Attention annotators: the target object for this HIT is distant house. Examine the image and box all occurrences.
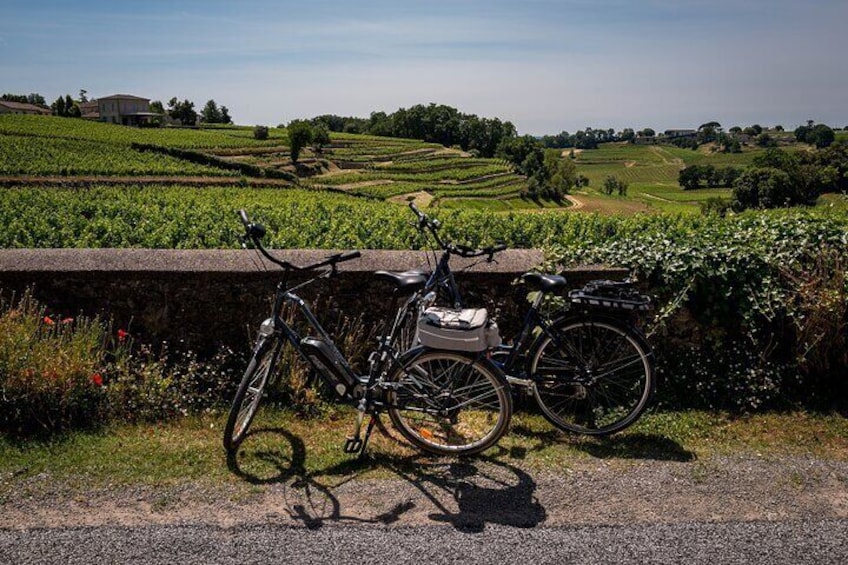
[79,100,100,120]
[633,135,656,145]
[0,100,51,115]
[663,129,697,139]
[97,94,159,126]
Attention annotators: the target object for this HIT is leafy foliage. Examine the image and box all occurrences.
[548,209,848,410]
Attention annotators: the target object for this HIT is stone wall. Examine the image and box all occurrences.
[0,249,626,352]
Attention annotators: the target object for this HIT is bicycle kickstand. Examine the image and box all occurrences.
[343,403,376,458]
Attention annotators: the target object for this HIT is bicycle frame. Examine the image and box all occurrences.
[404,203,646,388]
[227,209,515,456]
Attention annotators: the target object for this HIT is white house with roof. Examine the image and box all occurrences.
[97,94,158,125]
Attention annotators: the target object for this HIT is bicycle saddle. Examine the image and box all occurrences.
[375,270,428,292]
[521,272,568,294]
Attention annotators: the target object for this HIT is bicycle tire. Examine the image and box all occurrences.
[528,315,654,436]
[386,348,512,456]
[223,337,280,452]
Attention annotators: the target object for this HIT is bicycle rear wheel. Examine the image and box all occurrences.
[529,316,654,436]
[223,338,280,452]
[386,349,512,456]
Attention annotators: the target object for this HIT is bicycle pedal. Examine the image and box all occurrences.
[343,436,364,453]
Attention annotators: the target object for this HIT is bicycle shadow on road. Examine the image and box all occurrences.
[382,452,547,532]
[509,424,696,462]
[226,428,546,532]
[225,426,309,485]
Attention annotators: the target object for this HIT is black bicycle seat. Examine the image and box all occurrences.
[521,272,567,294]
[375,270,428,292]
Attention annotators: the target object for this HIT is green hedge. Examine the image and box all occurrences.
[547,210,848,410]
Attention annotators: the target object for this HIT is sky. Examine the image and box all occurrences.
[2,0,846,135]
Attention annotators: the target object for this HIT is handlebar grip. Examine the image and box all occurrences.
[409,202,423,218]
[492,243,508,253]
[237,209,250,227]
[454,244,476,257]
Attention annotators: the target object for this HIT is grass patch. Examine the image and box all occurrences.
[2,409,846,490]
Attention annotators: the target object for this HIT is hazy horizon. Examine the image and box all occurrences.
[2,0,845,135]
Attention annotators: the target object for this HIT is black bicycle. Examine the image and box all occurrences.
[223,210,512,457]
[394,203,655,436]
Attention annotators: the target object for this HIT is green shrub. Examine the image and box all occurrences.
[547,210,848,410]
[253,125,269,140]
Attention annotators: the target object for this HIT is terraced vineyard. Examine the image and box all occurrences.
[0,134,235,176]
[569,142,786,214]
[0,115,288,149]
[302,133,534,205]
[0,116,536,207]
[3,115,826,216]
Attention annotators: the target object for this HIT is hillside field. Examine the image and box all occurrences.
[0,115,835,218]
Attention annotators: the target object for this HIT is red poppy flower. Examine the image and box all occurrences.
[43,316,55,326]
[91,373,104,386]
[117,329,129,342]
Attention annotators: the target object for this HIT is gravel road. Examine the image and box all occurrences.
[2,454,847,563]
[2,520,847,565]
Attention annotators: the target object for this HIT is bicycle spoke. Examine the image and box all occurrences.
[532,319,653,435]
[388,351,510,455]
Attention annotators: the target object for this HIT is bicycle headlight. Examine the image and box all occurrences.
[258,317,275,337]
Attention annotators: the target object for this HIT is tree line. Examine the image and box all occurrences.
[306,104,517,159]
[2,91,232,126]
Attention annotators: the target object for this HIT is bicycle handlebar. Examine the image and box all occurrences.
[237,209,361,272]
[408,202,507,261]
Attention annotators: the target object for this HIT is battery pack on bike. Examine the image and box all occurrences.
[299,337,362,399]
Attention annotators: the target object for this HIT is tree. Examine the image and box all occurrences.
[733,167,793,210]
[809,124,835,148]
[51,96,66,117]
[287,120,314,162]
[602,175,627,196]
[697,121,721,144]
[78,89,88,103]
[678,165,702,190]
[541,150,576,200]
[200,99,222,124]
[65,95,80,118]
[637,128,655,138]
[312,124,331,152]
[253,125,269,140]
[149,100,165,115]
[497,135,542,176]
[167,97,197,125]
[756,133,776,148]
[220,106,232,125]
[3,93,46,106]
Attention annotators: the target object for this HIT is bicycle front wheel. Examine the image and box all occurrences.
[386,349,512,456]
[223,338,280,452]
[529,316,654,436]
